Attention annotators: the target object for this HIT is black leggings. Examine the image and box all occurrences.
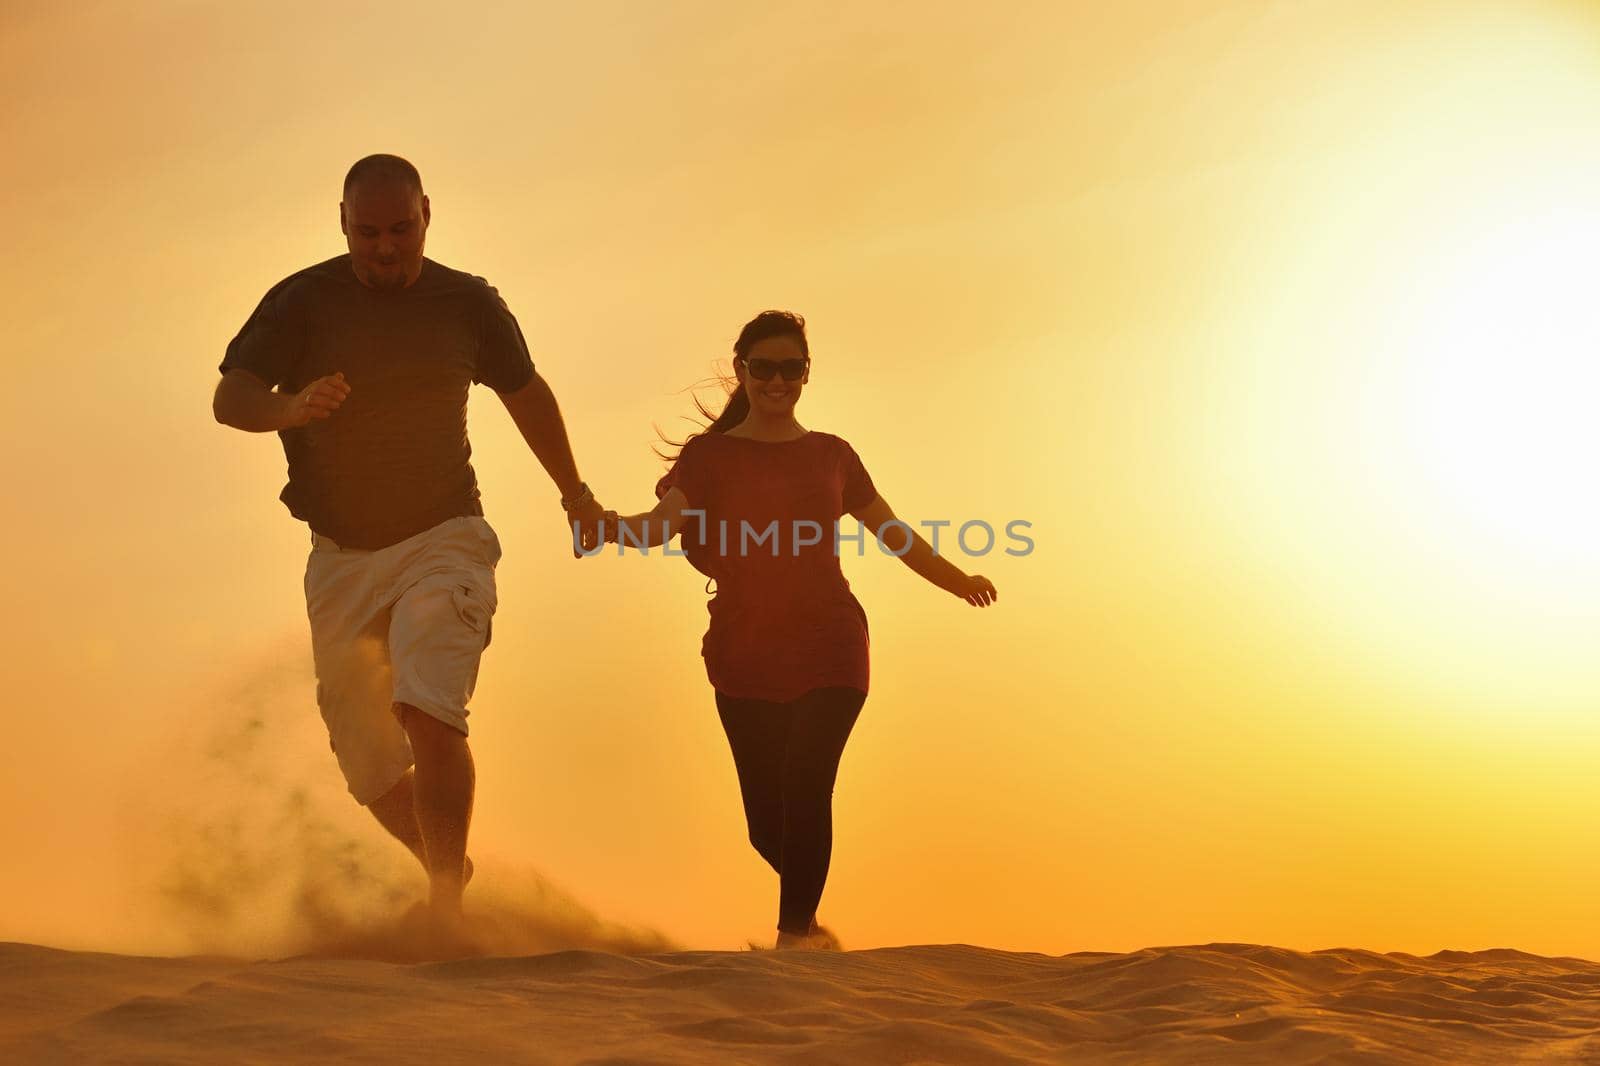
[715,686,866,936]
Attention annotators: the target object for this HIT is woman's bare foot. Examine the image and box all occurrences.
[775,920,842,951]
[808,924,841,951]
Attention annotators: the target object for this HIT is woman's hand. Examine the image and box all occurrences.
[600,510,621,545]
[954,574,998,607]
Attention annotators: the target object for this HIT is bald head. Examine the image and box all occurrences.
[343,153,424,199]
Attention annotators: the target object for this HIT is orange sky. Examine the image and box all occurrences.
[2,0,1598,959]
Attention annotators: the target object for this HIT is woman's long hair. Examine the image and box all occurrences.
[656,310,809,462]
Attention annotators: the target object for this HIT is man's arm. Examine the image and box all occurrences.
[495,371,586,499]
[213,369,349,432]
[496,372,605,553]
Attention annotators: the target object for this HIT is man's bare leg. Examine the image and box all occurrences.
[395,703,475,919]
[368,769,426,866]
[367,769,476,886]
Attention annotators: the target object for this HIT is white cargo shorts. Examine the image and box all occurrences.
[303,515,500,805]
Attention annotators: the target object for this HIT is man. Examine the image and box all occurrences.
[213,154,603,935]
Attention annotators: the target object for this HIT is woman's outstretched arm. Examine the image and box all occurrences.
[850,495,998,607]
[603,487,694,550]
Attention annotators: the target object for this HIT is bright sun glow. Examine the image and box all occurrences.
[1389,206,1600,568]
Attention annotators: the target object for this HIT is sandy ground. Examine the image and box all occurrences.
[4,941,1599,1064]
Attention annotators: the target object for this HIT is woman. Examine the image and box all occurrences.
[602,310,997,949]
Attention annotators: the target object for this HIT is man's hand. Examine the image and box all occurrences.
[285,372,350,427]
[215,369,348,433]
[567,495,606,557]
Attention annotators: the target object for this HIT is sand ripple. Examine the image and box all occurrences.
[4,941,1599,1063]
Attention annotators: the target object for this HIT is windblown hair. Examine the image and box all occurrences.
[343,153,425,198]
[656,310,809,462]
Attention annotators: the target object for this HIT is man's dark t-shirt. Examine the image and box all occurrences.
[220,254,535,550]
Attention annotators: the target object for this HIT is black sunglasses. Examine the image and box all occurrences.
[740,356,809,382]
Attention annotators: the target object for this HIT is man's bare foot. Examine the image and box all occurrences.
[397,899,483,961]
[427,872,467,923]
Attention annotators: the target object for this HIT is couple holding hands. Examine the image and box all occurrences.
[213,155,998,953]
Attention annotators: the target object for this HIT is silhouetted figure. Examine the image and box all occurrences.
[601,311,997,948]
[212,154,605,946]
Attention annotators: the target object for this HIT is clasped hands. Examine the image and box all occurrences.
[565,495,607,557]
[565,494,630,557]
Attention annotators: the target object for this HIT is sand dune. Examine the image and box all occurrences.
[4,941,1598,1064]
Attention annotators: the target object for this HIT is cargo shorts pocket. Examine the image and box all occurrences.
[451,582,494,649]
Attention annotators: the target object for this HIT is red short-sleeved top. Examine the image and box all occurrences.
[654,431,878,703]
